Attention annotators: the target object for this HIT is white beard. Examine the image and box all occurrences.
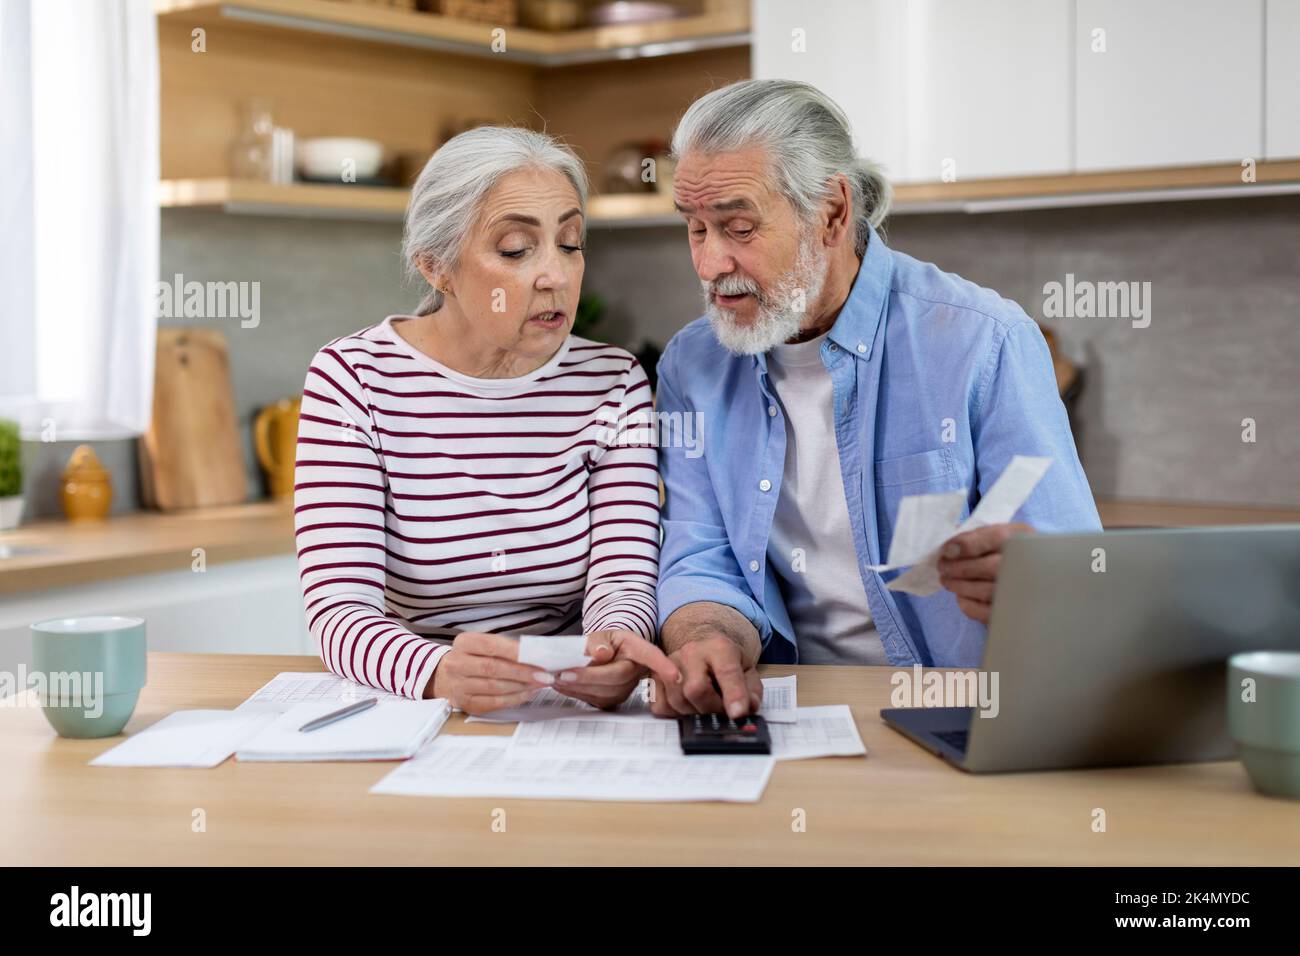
[702,231,829,356]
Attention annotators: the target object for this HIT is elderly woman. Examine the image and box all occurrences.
[294,127,676,715]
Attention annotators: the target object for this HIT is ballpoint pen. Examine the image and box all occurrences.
[298,697,378,733]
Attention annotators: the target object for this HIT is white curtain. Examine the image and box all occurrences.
[0,0,158,440]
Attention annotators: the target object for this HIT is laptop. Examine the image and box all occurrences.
[880,525,1300,772]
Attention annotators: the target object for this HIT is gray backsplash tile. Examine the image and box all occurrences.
[25,196,1297,518]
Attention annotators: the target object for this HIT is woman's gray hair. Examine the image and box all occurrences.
[402,126,588,315]
[671,79,892,255]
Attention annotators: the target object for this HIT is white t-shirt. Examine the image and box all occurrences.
[764,332,888,665]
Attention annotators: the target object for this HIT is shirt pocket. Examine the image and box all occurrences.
[873,449,965,566]
[874,448,956,488]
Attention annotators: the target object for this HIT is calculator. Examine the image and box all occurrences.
[677,713,772,755]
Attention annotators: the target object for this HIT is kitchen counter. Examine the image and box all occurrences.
[1094,499,1300,528]
[0,501,294,596]
[1,498,1296,597]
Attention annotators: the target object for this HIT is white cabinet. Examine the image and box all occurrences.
[1075,0,1264,171]
[903,0,1072,181]
[753,0,910,182]
[753,0,1283,186]
[753,0,1072,183]
[0,555,314,688]
[1266,0,1300,158]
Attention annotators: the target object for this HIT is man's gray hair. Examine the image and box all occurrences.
[402,126,588,315]
[671,79,891,255]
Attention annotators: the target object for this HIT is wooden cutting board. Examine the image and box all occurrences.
[138,328,247,511]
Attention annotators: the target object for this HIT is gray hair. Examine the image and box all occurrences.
[671,79,892,255]
[402,126,588,315]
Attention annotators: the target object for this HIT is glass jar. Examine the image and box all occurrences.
[230,99,275,181]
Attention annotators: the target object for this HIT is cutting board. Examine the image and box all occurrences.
[138,328,247,511]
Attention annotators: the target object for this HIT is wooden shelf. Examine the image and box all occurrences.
[159,178,686,225]
[162,157,1300,226]
[160,178,410,219]
[586,192,680,227]
[155,0,751,65]
[891,159,1300,213]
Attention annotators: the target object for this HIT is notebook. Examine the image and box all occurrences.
[235,698,451,762]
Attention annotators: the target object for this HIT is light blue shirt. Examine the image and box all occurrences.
[655,223,1101,667]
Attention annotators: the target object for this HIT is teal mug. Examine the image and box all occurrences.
[1227,651,1300,799]
[29,615,147,738]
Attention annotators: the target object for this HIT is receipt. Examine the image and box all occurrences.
[517,634,592,672]
[872,456,1052,597]
[868,491,968,571]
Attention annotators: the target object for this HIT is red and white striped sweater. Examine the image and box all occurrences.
[293,316,659,699]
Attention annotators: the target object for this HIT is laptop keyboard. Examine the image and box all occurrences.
[933,729,970,753]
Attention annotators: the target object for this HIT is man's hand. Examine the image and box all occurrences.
[552,630,681,710]
[936,522,1034,624]
[649,633,762,720]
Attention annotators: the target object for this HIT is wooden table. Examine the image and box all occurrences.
[2,653,1294,866]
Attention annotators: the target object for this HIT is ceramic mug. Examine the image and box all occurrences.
[1227,650,1300,799]
[30,615,146,738]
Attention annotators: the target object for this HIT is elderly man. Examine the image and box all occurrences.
[650,79,1101,720]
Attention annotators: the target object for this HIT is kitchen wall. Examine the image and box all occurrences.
[588,194,1300,508]
[25,208,419,518]
[22,194,1300,517]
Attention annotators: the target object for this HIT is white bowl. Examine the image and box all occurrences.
[296,137,384,181]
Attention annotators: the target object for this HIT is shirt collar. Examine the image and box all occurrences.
[753,222,892,375]
[827,222,892,360]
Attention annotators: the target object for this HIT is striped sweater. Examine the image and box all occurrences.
[293,316,660,699]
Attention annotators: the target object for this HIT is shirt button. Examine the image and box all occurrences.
[759,479,772,492]
[768,405,777,417]
[857,342,867,353]
[748,560,759,572]
[829,343,838,352]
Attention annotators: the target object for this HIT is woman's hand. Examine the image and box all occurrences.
[426,631,555,715]
[552,630,681,710]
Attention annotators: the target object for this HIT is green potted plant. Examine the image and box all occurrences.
[572,294,605,339]
[0,419,24,530]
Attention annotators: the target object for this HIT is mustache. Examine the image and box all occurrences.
[702,272,763,300]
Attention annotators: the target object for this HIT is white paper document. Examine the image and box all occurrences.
[468,675,798,724]
[90,709,276,768]
[235,698,450,762]
[504,704,863,762]
[516,634,592,672]
[236,672,403,714]
[371,735,775,803]
[767,705,866,761]
[871,455,1052,597]
[508,715,680,756]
